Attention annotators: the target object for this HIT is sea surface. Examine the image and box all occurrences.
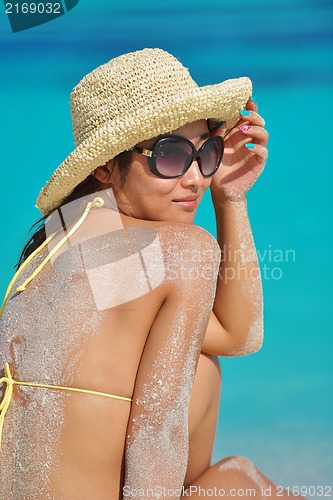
[0,0,332,493]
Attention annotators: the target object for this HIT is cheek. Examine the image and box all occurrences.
[203,178,212,192]
[129,174,179,199]
[124,160,178,195]
[153,179,180,197]
[120,170,179,206]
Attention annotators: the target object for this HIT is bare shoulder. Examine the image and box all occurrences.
[119,216,221,288]
[80,209,218,251]
[156,224,221,290]
[158,222,219,249]
[70,211,221,287]
[122,214,220,253]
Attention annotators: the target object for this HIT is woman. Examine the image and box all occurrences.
[0,48,300,499]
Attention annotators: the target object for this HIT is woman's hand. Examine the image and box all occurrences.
[209,99,269,201]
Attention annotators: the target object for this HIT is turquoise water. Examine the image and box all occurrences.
[1,0,332,491]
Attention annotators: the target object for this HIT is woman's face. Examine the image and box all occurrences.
[106,120,213,224]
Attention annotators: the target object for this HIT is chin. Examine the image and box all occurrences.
[142,206,196,224]
[180,214,195,224]
[169,212,196,224]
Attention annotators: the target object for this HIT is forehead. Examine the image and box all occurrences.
[139,119,210,147]
[165,119,209,139]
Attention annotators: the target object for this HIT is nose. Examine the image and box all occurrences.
[180,157,204,188]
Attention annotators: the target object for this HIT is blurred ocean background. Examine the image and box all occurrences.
[1,0,332,493]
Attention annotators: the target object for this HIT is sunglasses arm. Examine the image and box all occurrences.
[127,146,153,158]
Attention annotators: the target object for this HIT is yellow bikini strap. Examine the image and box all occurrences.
[0,232,55,317]
[0,197,104,317]
[0,362,131,450]
[0,363,13,448]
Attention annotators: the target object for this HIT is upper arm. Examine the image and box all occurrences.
[124,223,220,491]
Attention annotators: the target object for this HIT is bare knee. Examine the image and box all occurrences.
[219,455,255,470]
[218,456,306,499]
[183,456,263,498]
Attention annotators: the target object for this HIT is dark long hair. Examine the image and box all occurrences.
[15,151,132,269]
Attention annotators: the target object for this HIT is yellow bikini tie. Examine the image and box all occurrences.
[0,197,133,450]
[0,362,131,449]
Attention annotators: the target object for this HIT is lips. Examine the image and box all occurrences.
[173,196,198,202]
[172,196,198,212]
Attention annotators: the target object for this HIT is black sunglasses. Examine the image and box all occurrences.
[128,134,224,179]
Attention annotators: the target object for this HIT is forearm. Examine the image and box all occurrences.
[211,194,263,355]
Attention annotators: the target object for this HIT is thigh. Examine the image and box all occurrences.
[185,353,222,488]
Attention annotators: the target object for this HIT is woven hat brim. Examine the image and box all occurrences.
[36,77,252,215]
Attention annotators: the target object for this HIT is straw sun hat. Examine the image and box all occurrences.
[36,48,252,216]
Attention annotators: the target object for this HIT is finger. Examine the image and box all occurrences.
[238,124,269,146]
[246,98,258,113]
[244,143,269,162]
[239,110,265,127]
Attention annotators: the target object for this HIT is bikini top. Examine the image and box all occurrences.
[0,197,133,452]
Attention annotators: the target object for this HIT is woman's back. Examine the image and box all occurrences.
[0,207,220,498]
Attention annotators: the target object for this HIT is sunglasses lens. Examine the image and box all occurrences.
[155,139,193,177]
[201,138,224,176]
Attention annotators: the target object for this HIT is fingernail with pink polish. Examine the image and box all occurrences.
[240,125,251,131]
